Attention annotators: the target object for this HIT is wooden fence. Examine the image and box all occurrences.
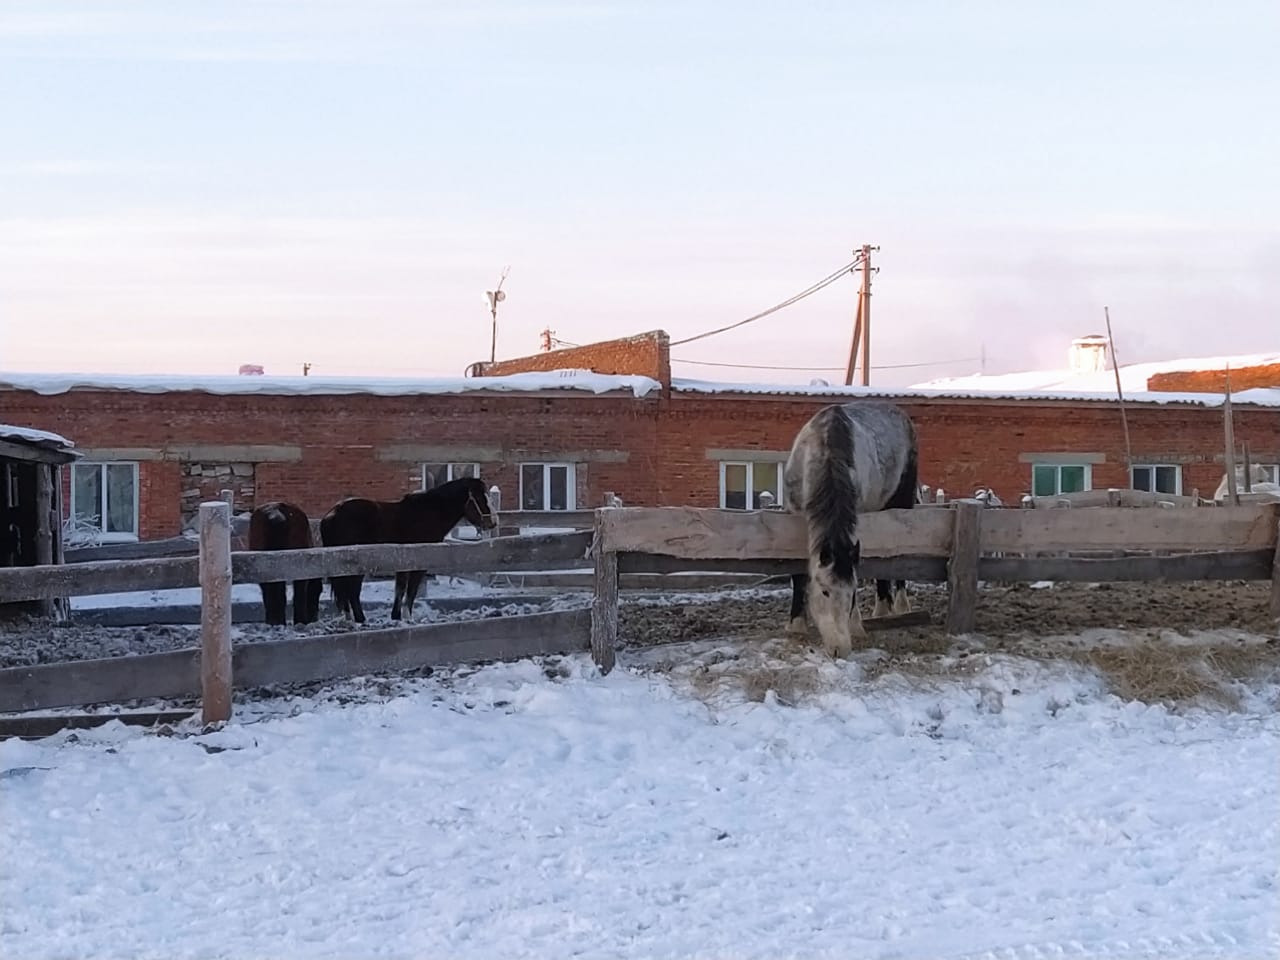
[2,500,1278,726]
[586,501,1280,671]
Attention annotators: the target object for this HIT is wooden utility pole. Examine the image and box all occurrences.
[860,244,873,386]
[843,245,876,386]
[1104,307,1133,485]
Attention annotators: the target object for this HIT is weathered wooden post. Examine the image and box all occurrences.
[34,464,56,619]
[199,501,233,724]
[1271,519,1280,624]
[589,507,618,675]
[945,499,982,635]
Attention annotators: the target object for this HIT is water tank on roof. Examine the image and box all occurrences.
[1068,335,1109,375]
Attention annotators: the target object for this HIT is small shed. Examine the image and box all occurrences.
[1,423,80,620]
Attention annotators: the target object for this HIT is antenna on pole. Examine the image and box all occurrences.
[485,266,510,363]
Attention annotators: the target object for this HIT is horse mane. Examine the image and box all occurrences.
[403,476,480,506]
[805,404,860,581]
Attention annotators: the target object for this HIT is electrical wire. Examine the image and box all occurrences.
[667,258,862,347]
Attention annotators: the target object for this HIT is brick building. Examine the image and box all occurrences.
[0,331,1276,542]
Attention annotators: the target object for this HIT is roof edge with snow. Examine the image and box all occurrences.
[0,369,663,400]
[669,378,1280,408]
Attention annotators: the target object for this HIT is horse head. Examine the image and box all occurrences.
[459,478,498,531]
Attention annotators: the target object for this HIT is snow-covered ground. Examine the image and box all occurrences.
[3,645,1277,960]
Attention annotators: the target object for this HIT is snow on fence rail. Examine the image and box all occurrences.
[2,501,1278,724]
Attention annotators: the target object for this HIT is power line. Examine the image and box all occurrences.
[668,258,863,347]
[670,356,982,372]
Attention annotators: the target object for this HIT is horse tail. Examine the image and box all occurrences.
[804,404,860,581]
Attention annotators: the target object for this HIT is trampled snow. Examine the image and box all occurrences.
[3,648,1277,960]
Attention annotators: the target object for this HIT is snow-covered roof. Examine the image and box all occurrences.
[0,369,663,400]
[0,422,75,450]
[670,378,1280,408]
[909,351,1280,395]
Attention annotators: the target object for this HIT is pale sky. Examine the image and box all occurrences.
[2,1,1277,388]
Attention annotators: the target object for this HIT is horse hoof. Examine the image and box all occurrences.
[871,597,893,618]
[892,593,911,615]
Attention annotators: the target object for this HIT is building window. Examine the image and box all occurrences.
[720,461,784,510]
[1031,463,1091,497]
[1258,464,1280,484]
[1131,464,1181,495]
[422,462,479,490]
[70,462,139,540]
[520,463,575,511]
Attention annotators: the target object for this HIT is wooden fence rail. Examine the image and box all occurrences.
[0,531,594,604]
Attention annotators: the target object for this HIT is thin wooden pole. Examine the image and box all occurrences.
[1223,365,1238,506]
[34,465,55,619]
[589,509,618,675]
[199,501,233,724]
[843,291,863,386]
[859,244,873,387]
[1242,442,1253,493]
[1271,519,1280,624]
[1104,307,1133,487]
[945,499,982,635]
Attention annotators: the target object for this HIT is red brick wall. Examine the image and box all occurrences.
[9,385,1277,540]
[658,394,1280,506]
[473,330,671,384]
[1146,363,1280,393]
[8,390,659,537]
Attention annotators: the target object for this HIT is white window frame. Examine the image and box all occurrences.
[1131,463,1182,495]
[1257,464,1280,484]
[1031,462,1092,498]
[719,460,785,510]
[70,461,140,542]
[519,462,576,511]
[421,462,480,490]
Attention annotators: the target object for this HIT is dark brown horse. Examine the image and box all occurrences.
[248,501,323,626]
[319,477,497,623]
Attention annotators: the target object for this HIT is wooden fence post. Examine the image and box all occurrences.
[199,501,233,724]
[34,464,56,619]
[946,499,982,635]
[590,509,618,675]
[1271,519,1280,624]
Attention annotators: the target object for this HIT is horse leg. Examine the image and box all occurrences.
[403,570,426,622]
[303,578,324,623]
[392,572,406,621]
[293,579,322,625]
[892,579,910,615]
[349,575,366,624]
[786,573,809,637]
[261,581,287,626]
[884,447,920,617]
[872,579,894,618]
